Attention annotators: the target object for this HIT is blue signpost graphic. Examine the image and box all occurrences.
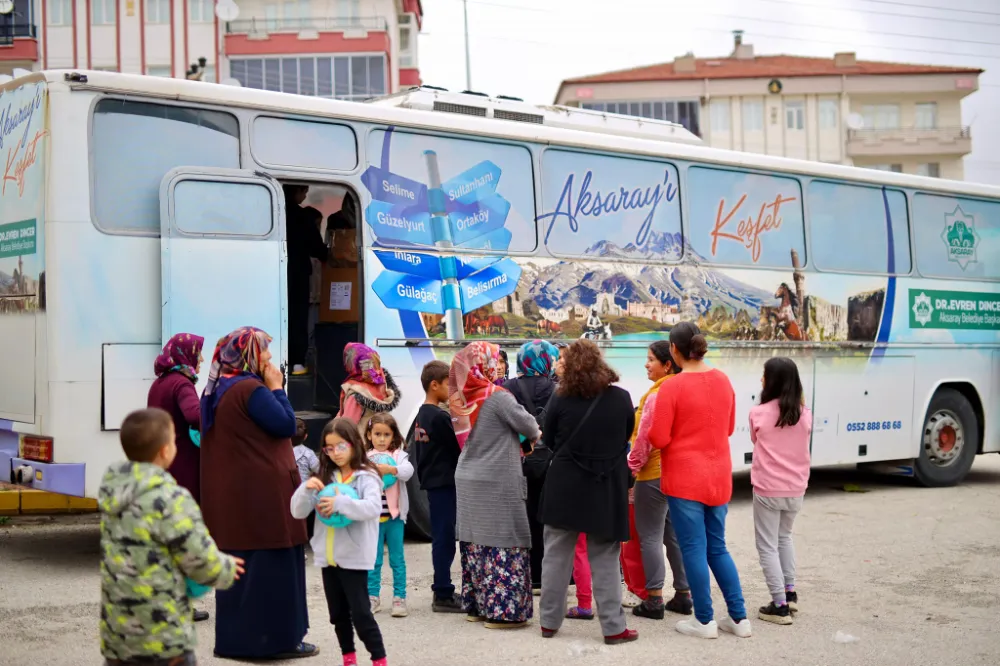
[372,271,446,315]
[458,259,523,313]
[373,249,442,280]
[365,201,435,246]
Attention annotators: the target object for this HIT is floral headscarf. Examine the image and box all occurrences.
[516,339,559,378]
[449,342,503,448]
[154,333,205,382]
[199,327,272,432]
[343,343,386,386]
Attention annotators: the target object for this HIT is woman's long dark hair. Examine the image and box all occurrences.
[759,357,803,427]
[318,417,381,483]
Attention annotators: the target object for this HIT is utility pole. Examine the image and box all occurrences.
[463,0,472,90]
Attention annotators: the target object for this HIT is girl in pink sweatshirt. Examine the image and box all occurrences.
[749,357,811,626]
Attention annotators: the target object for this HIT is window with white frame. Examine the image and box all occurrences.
[867,164,902,173]
[91,0,116,24]
[915,103,937,130]
[785,101,804,130]
[146,0,169,24]
[819,99,838,130]
[47,0,73,26]
[917,163,940,178]
[709,100,730,134]
[861,104,900,130]
[399,13,417,68]
[189,0,214,23]
[742,99,763,132]
[230,55,386,100]
[580,100,700,136]
[147,66,172,77]
[338,0,359,20]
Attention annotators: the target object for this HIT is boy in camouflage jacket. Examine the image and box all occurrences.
[99,408,244,666]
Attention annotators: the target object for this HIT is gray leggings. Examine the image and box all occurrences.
[633,480,688,592]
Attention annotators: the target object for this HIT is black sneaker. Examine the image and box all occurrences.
[758,601,792,625]
[432,595,466,614]
[192,610,209,622]
[665,591,693,616]
[785,590,798,613]
[632,598,664,620]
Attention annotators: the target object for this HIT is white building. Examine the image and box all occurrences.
[1,0,423,98]
[555,31,982,181]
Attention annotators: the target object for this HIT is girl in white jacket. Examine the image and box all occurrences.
[291,418,386,666]
[364,413,414,617]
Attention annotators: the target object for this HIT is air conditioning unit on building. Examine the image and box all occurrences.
[368,86,703,146]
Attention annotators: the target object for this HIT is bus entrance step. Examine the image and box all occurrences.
[295,410,332,453]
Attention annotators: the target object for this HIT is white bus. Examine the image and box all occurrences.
[1,72,997,528]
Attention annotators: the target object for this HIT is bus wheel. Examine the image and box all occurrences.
[914,388,979,487]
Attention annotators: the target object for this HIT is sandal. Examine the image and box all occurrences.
[566,606,595,620]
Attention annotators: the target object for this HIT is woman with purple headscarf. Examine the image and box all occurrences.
[336,343,401,431]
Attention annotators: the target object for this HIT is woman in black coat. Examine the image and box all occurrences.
[503,339,561,594]
[538,340,637,645]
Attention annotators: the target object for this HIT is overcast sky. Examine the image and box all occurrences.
[417,0,1000,186]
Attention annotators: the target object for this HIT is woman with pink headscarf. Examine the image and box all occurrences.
[336,343,401,430]
[451,342,541,629]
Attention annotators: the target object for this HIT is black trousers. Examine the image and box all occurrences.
[526,476,545,588]
[426,486,457,600]
[288,277,310,367]
[322,566,386,660]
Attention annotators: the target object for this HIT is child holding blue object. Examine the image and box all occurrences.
[364,413,413,618]
[291,418,387,666]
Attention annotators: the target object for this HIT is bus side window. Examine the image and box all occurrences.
[686,166,806,269]
[808,182,910,275]
[92,100,240,235]
[913,193,1000,281]
[174,181,273,237]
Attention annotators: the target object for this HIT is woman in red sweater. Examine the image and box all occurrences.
[650,322,750,640]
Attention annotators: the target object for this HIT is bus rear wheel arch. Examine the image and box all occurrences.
[913,386,980,487]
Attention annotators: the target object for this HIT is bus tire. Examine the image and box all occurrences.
[404,476,432,541]
[913,388,979,487]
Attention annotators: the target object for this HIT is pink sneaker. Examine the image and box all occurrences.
[372,658,388,666]
[343,653,358,666]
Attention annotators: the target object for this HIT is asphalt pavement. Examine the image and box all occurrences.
[1,458,999,666]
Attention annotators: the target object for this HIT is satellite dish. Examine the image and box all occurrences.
[846,113,865,130]
[221,77,242,87]
[0,0,14,15]
[215,0,239,21]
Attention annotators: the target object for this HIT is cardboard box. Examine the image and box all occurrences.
[320,265,359,323]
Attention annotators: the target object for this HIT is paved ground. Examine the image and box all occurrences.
[2,458,999,666]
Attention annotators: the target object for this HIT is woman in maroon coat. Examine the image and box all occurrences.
[147,333,205,502]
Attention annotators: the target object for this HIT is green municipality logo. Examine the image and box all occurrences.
[909,289,1000,330]
[0,219,37,259]
[941,206,979,271]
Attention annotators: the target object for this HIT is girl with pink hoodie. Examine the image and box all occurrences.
[365,413,414,618]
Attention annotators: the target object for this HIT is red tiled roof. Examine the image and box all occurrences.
[562,54,983,86]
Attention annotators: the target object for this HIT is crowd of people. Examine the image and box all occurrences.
[97,321,813,666]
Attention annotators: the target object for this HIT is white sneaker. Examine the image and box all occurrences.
[676,617,719,639]
[370,596,381,613]
[391,597,408,618]
[292,364,308,375]
[719,615,752,638]
[621,590,642,609]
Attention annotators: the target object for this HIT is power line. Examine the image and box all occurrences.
[455,0,1000,28]
[860,0,1000,18]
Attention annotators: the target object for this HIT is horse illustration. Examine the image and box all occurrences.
[484,314,508,336]
[463,313,485,335]
[770,283,805,341]
[537,319,562,335]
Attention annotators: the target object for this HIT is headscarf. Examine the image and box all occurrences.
[199,327,272,433]
[449,341,503,448]
[154,333,205,382]
[516,339,559,378]
[343,343,386,386]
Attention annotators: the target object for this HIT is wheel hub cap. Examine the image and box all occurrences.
[924,411,964,467]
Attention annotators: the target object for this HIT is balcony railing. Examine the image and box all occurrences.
[846,125,972,157]
[226,16,387,35]
[847,126,970,141]
[0,23,38,46]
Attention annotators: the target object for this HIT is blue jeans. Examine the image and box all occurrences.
[427,486,457,600]
[667,496,746,625]
[368,518,407,599]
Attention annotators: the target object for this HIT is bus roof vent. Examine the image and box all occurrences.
[367,87,702,144]
[432,101,488,117]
